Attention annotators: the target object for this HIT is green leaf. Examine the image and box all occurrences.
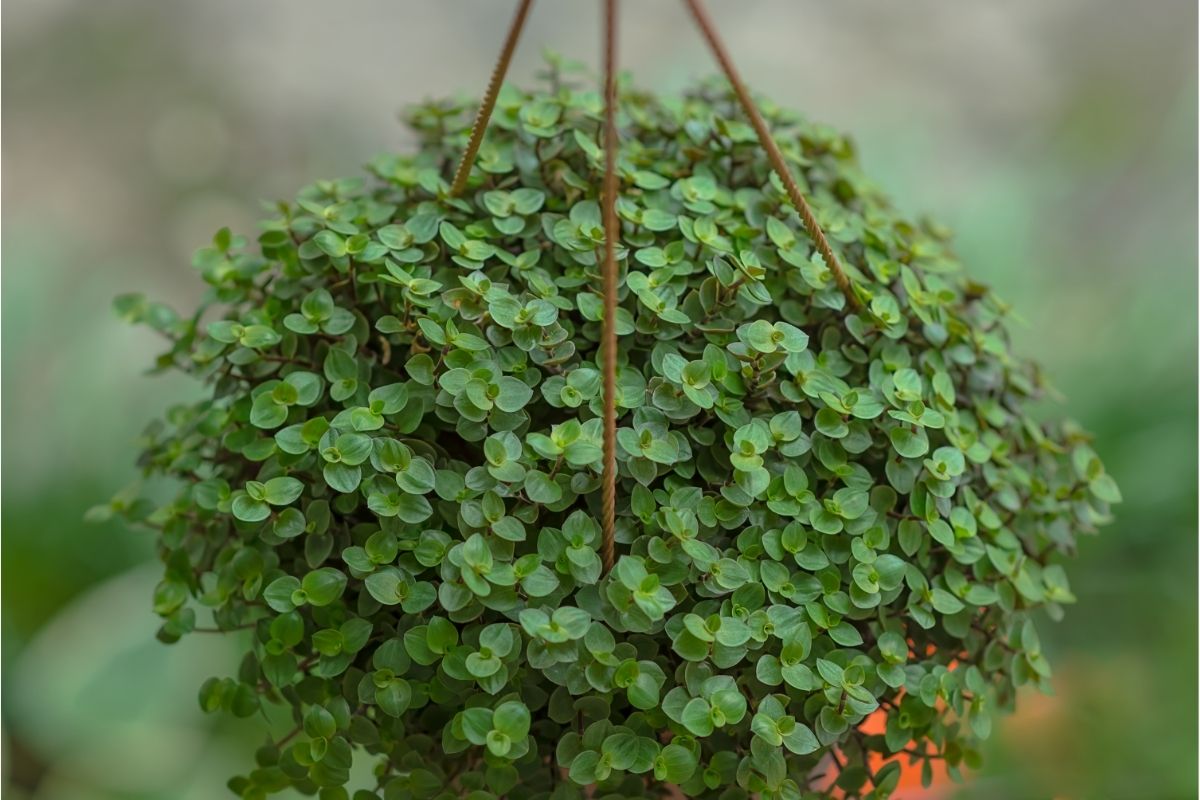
[494,377,533,413]
[230,491,269,522]
[492,701,530,739]
[323,462,361,493]
[251,393,288,430]
[394,494,433,524]
[486,730,512,757]
[773,322,809,353]
[480,623,515,656]
[302,568,347,606]
[304,705,336,739]
[520,565,558,597]
[739,319,778,353]
[680,698,714,736]
[333,433,373,465]
[234,326,278,351]
[877,631,908,663]
[364,568,404,605]
[551,607,591,640]
[654,743,697,783]
[263,576,301,612]
[931,588,965,615]
[377,679,412,717]
[405,353,435,385]
[313,230,347,257]
[890,425,930,458]
[568,751,602,785]
[523,470,562,504]
[781,719,819,754]
[273,507,306,539]
[460,707,493,745]
[369,383,409,415]
[262,476,303,505]
[465,651,502,677]
[1089,473,1122,503]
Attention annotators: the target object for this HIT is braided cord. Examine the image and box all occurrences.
[600,0,620,573]
[682,0,858,308]
[448,0,534,198]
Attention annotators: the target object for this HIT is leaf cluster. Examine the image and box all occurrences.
[107,66,1116,800]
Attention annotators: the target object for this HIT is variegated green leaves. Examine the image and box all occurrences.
[119,69,1114,800]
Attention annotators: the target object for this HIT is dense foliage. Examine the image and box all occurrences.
[108,66,1118,800]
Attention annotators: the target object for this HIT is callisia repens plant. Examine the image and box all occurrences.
[104,65,1118,800]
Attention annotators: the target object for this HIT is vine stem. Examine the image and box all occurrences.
[448,0,534,197]
[190,623,255,633]
[599,0,620,574]
[681,0,859,309]
[274,723,302,748]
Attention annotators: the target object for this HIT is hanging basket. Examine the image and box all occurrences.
[108,2,1118,799]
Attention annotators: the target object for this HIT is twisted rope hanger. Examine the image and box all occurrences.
[447,0,856,575]
[599,0,620,573]
[448,0,534,198]
[682,0,858,309]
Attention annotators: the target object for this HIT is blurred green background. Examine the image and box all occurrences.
[2,1,1195,798]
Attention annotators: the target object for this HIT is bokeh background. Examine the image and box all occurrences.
[2,1,1195,798]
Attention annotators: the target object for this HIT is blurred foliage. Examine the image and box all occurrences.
[1,1,1194,799]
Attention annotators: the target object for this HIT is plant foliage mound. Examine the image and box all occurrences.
[108,67,1118,800]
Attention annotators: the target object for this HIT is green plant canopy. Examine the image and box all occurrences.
[107,63,1117,800]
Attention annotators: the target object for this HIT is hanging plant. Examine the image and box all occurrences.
[102,2,1118,798]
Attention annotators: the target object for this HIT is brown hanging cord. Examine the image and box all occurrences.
[599,0,620,574]
[448,0,534,198]
[681,0,859,309]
